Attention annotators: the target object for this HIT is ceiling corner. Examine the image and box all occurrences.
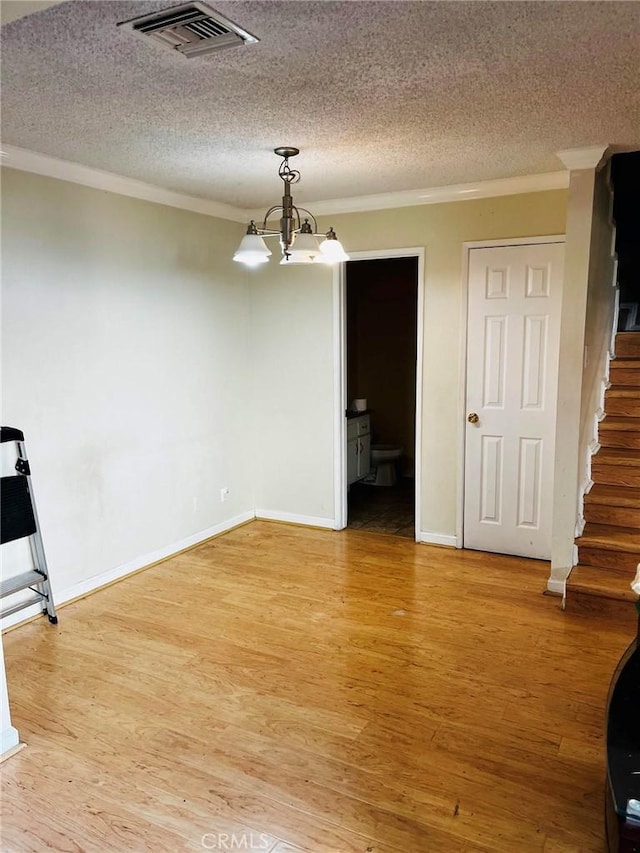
[0,1,66,27]
[555,145,610,172]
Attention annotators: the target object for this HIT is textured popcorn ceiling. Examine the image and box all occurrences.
[1,0,639,209]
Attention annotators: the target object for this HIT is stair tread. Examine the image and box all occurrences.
[578,546,638,570]
[611,359,640,369]
[578,522,640,551]
[616,333,640,358]
[599,415,640,431]
[567,564,637,601]
[593,448,640,467]
[599,437,640,450]
[606,386,640,396]
[585,484,640,507]
[600,415,640,430]
[609,367,640,385]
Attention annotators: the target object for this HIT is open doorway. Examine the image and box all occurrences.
[343,256,419,537]
[611,151,640,330]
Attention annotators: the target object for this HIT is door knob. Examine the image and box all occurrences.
[467,412,479,424]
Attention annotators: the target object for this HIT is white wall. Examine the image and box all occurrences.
[0,632,19,756]
[1,168,252,611]
[250,263,336,524]
[249,191,568,535]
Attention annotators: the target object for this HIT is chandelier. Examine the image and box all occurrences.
[233,147,349,267]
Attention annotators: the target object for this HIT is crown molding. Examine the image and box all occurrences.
[555,145,609,171]
[248,171,569,220]
[1,144,569,223]
[0,144,247,223]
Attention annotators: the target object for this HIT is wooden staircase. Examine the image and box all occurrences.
[566,331,640,622]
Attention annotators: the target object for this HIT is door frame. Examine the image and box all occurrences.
[333,247,425,539]
[457,235,566,549]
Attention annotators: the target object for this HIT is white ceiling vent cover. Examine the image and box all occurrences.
[118,2,259,59]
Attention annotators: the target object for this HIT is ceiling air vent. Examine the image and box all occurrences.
[118,2,259,59]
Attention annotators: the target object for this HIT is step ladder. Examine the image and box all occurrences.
[1,426,58,624]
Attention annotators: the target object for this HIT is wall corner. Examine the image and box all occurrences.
[0,635,20,759]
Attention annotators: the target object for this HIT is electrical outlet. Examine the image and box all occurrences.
[220,487,230,503]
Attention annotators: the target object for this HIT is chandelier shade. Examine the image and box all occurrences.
[232,228,272,266]
[233,148,349,267]
[318,228,349,264]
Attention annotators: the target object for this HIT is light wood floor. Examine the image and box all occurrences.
[1,521,635,852]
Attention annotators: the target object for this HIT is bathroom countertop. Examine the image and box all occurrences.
[346,409,373,419]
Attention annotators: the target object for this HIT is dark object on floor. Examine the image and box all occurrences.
[605,623,640,852]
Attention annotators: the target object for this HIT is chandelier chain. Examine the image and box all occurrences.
[278,155,300,185]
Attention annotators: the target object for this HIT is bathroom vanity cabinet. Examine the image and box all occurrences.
[347,414,371,485]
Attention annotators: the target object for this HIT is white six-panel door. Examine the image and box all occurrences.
[464,242,564,560]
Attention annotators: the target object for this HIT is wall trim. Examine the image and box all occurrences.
[0,741,25,763]
[254,510,335,529]
[2,144,568,222]
[0,145,246,223]
[414,250,426,543]
[0,511,255,631]
[546,577,566,596]
[333,263,348,531]
[556,145,609,171]
[612,289,621,356]
[576,370,611,540]
[0,726,20,758]
[417,531,457,548]
[280,171,569,217]
[462,235,566,250]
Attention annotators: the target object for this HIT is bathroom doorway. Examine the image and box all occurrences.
[337,253,421,538]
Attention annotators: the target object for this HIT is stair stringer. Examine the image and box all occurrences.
[576,367,612,537]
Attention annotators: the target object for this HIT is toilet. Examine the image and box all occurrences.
[370,444,403,486]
